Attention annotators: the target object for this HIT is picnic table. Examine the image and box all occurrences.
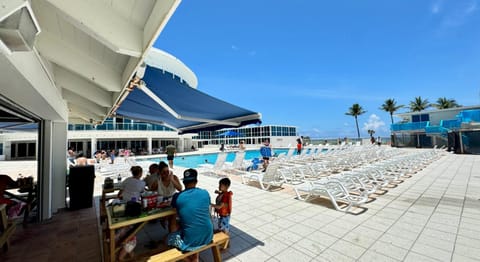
[3,181,36,227]
[100,183,176,262]
[103,204,176,262]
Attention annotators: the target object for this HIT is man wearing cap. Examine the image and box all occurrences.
[167,168,213,262]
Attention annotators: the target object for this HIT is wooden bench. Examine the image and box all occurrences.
[148,232,229,262]
[0,204,16,252]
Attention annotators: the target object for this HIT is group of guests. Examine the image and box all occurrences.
[116,161,232,262]
[68,147,135,167]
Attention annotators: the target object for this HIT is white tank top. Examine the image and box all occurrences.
[157,179,176,198]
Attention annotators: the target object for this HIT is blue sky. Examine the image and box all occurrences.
[154,0,480,138]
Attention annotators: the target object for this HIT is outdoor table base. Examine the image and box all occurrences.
[104,205,176,262]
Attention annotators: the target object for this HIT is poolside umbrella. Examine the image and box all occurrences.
[216,130,239,145]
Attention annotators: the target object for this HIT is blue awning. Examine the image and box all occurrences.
[0,122,38,131]
[115,66,261,133]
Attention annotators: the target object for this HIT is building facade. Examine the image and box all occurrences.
[391,106,480,154]
[193,125,298,148]
[0,117,195,161]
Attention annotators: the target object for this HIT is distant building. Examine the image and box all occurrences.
[0,117,195,160]
[391,106,480,154]
[193,125,298,148]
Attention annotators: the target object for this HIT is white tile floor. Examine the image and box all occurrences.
[91,150,480,261]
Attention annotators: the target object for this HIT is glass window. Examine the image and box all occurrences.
[420,114,430,122]
[0,143,3,155]
[28,143,36,157]
[17,143,27,157]
[412,115,420,122]
[11,144,16,158]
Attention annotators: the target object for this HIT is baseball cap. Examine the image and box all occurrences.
[183,168,198,182]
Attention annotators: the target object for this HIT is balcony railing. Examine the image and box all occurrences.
[68,123,173,131]
[391,121,429,131]
[441,119,461,129]
[456,109,480,123]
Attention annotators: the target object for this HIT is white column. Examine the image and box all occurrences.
[38,120,53,221]
[91,137,97,158]
[38,120,68,220]
[82,141,88,155]
[459,131,464,154]
[3,141,11,160]
[51,121,67,213]
[178,138,184,153]
[147,137,152,155]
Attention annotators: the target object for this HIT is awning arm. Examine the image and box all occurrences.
[138,84,240,126]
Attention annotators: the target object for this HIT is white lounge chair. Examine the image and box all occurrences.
[241,164,285,190]
[198,152,228,176]
[223,151,246,171]
[294,180,368,213]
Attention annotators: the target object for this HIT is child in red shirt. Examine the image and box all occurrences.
[211,178,232,235]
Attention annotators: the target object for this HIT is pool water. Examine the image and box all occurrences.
[137,148,289,168]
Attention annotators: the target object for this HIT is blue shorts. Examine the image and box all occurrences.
[167,231,206,252]
[218,216,230,233]
[167,231,186,251]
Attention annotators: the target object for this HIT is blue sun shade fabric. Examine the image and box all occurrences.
[0,122,38,131]
[116,66,261,133]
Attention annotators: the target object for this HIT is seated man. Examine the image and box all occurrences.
[168,169,213,262]
[75,153,88,166]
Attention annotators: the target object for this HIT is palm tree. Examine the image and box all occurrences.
[409,96,430,112]
[432,97,461,109]
[367,129,375,137]
[380,98,404,124]
[345,103,366,138]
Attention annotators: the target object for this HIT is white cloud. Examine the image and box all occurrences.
[362,114,386,132]
[440,0,478,27]
[432,2,441,14]
[466,0,477,13]
[231,45,239,51]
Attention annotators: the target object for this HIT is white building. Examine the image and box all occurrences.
[391,106,480,154]
[193,125,298,148]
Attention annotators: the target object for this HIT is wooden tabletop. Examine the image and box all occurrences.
[106,205,176,230]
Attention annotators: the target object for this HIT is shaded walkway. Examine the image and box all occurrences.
[0,207,101,262]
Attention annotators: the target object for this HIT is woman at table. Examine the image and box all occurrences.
[117,166,145,201]
[157,161,182,200]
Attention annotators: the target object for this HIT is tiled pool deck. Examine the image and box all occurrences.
[1,150,480,261]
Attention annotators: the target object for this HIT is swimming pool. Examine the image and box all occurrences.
[137,148,289,168]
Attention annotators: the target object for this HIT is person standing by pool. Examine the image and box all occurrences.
[166,144,176,169]
[239,140,246,151]
[296,138,302,155]
[260,140,272,171]
[110,149,116,164]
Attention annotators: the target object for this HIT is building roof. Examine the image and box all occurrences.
[1,0,182,124]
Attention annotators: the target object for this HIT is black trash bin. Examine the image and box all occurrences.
[68,165,95,209]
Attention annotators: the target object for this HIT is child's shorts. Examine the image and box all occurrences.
[218,215,230,233]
